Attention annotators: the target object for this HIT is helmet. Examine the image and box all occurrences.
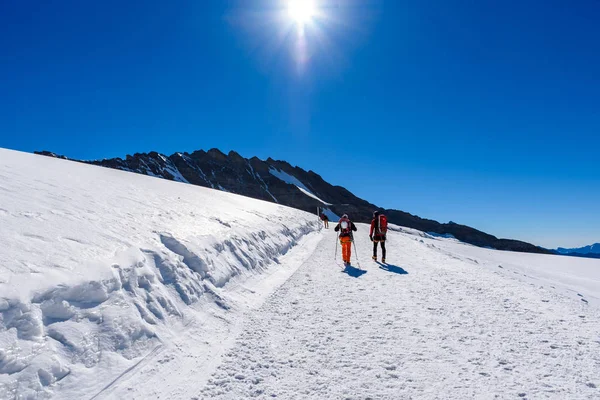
[341,214,348,219]
[373,210,380,217]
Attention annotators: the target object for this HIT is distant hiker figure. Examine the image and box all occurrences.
[334,214,357,265]
[370,211,388,263]
[320,212,329,229]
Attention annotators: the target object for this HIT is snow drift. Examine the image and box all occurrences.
[0,149,320,399]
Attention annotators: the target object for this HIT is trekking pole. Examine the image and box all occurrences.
[352,236,361,269]
[334,234,339,260]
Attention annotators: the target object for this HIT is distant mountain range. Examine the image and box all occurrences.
[555,243,600,259]
[35,149,553,255]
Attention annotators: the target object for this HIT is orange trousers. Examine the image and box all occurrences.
[340,236,352,263]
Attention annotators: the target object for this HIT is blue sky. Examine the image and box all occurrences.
[1,0,599,248]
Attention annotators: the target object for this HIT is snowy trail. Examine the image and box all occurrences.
[199,226,600,399]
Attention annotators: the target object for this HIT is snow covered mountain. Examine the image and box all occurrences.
[557,243,600,256]
[35,149,551,255]
[2,148,600,399]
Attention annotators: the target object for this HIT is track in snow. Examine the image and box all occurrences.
[198,225,600,399]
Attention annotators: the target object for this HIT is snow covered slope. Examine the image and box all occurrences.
[269,167,332,206]
[199,226,600,399]
[0,149,321,399]
[2,148,600,399]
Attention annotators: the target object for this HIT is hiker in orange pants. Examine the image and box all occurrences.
[334,214,358,265]
[340,235,352,263]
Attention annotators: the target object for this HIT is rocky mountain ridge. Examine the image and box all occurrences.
[35,149,552,255]
[556,243,600,259]
[557,243,600,255]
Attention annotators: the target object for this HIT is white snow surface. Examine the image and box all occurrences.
[199,228,600,399]
[269,167,331,205]
[295,186,331,206]
[0,149,321,399]
[2,148,600,399]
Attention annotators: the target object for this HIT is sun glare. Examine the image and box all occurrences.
[288,0,315,25]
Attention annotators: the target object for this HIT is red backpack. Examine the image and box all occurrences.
[377,214,388,235]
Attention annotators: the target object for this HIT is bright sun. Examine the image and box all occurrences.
[288,0,315,25]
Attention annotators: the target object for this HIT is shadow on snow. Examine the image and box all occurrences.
[342,265,367,278]
[377,262,408,275]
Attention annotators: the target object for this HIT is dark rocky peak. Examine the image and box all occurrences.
[248,157,270,174]
[189,149,207,158]
[207,148,227,161]
[307,170,324,180]
[34,151,69,159]
[147,151,164,159]
[34,150,51,156]
[267,158,294,170]
[227,150,247,165]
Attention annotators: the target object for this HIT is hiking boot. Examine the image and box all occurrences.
[372,256,377,261]
[381,258,386,263]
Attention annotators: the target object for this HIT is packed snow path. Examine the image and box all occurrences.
[199,227,600,399]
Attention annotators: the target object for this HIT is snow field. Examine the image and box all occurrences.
[0,149,321,399]
[199,225,600,399]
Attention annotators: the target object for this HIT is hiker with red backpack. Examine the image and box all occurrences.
[370,210,388,263]
[334,214,358,265]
